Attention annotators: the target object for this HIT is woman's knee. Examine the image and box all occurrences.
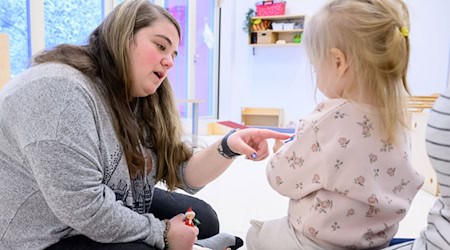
[150,188,219,238]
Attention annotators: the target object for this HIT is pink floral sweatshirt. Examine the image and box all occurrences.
[267,99,424,249]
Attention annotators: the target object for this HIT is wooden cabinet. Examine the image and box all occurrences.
[241,107,284,127]
[249,15,305,47]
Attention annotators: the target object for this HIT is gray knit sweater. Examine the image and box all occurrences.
[0,63,199,250]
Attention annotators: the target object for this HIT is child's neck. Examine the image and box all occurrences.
[340,78,376,106]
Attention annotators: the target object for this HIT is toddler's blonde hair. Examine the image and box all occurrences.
[303,0,411,142]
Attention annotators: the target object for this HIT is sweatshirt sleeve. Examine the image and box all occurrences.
[24,141,166,248]
[176,148,204,194]
[266,119,326,200]
[15,72,166,248]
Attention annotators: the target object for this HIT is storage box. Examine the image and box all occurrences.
[257,31,277,44]
[283,22,295,30]
[256,1,286,17]
[272,22,283,31]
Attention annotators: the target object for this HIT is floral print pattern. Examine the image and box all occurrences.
[357,115,374,138]
[380,140,394,152]
[311,142,321,152]
[354,176,365,186]
[312,197,333,214]
[265,99,423,249]
[285,151,304,170]
[334,159,344,170]
[338,137,351,148]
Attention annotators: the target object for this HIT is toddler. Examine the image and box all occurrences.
[246,0,424,249]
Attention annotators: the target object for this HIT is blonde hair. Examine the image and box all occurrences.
[303,0,411,142]
[33,0,191,190]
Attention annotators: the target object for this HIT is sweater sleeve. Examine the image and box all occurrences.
[176,147,205,194]
[267,119,326,199]
[15,71,166,248]
[24,141,166,248]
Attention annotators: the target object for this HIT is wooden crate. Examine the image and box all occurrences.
[0,33,10,90]
[241,107,284,127]
[257,31,278,44]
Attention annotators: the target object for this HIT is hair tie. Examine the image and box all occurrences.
[400,27,409,38]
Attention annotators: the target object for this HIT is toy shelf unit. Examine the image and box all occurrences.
[241,107,284,127]
[407,94,440,196]
[249,15,305,47]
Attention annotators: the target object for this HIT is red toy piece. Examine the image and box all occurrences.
[184,207,201,227]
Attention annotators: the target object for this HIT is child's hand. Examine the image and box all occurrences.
[227,128,291,161]
[167,214,199,250]
[273,139,283,153]
[273,135,294,153]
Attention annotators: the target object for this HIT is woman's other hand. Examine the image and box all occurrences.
[167,214,199,250]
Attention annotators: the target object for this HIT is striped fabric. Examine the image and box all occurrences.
[384,92,450,250]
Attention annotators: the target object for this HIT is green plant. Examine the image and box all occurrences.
[242,8,255,34]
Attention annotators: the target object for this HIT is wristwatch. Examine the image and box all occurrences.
[217,129,241,159]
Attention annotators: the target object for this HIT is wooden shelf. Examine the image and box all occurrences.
[251,14,305,21]
[249,15,305,46]
[252,29,303,33]
[250,43,302,47]
[241,107,284,127]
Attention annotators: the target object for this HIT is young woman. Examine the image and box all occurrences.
[0,1,289,249]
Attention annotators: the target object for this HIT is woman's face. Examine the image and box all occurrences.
[128,19,179,97]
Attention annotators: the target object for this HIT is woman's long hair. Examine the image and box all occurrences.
[33,0,191,190]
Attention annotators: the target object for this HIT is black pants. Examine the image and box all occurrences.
[149,187,219,239]
[46,187,220,249]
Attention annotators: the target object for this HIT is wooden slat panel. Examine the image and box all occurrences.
[406,94,439,113]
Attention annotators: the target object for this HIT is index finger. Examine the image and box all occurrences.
[257,129,291,140]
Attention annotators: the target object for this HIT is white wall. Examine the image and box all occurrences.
[404,0,450,93]
[218,0,450,126]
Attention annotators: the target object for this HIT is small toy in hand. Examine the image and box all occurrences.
[184,207,201,227]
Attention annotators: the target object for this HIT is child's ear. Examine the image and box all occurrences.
[330,48,348,77]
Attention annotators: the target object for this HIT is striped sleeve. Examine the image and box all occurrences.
[421,92,450,249]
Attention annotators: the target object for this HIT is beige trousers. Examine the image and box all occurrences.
[246,217,324,250]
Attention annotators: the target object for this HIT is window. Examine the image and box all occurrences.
[165,1,189,117]
[194,0,216,117]
[2,0,219,119]
[44,0,103,48]
[163,0,217,118]
[0,0,29,77]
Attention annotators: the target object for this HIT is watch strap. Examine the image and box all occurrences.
[217,129,241,159]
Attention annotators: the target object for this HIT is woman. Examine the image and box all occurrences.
[0,1,289,249]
